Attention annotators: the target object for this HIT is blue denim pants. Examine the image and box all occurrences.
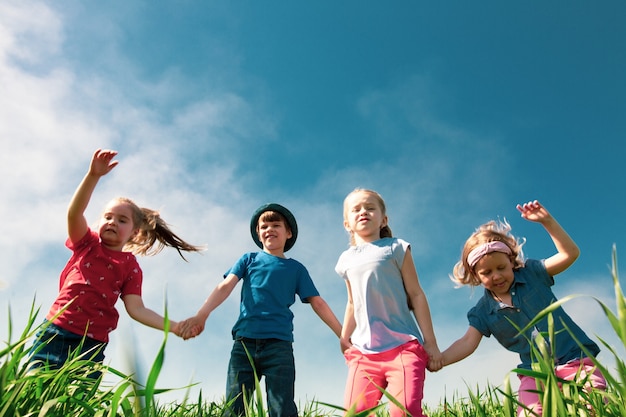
[29,321,107,376]
[225,337,297,417]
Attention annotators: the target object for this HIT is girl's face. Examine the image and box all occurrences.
[98,200,138,251]
[257,218,292,256]
[344,191,388,244]
[472,251,515,299]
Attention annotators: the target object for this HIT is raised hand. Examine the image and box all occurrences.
[516,200,552,224]
[90,149,119,177]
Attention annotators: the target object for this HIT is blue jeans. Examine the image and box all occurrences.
[29,321,106,377]
[226,337,297,417]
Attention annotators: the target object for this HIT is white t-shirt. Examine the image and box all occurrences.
[335,237,423,354]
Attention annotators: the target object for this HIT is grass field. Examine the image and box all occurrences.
[2,248,625,416]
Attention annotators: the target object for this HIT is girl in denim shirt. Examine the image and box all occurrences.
[436,200,605,416]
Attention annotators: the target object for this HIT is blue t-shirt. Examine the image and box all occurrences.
[468,259,600,369]
[226,251,320,342]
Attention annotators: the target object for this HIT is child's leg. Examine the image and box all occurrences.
[258,339,298,417]
[28,321,106,373]
[385,341,428,417]
[343,346,386,415]
[517,358,607,417]
[554,357,607,391]
[225,339,257,417]
[555,357,607,412]
[517,375,542,417]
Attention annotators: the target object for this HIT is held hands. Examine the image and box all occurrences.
[177,315,206,340]
[427,354,444,372]
[424,341,444,372]
[170,321,184,338]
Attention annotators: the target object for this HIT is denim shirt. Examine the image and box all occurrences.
[468,259,600,369]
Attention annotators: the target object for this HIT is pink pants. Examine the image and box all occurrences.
[343,340,429,417]
[517,357,606,416]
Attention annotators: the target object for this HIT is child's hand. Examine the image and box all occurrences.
[170,320,198,340]
[170,321,182,337]
[427,356,444,372]
[340,337,352,353]
[423,342,444,372]
[179,316,205,340]
[89,149,119,177]
[516,200,552,224]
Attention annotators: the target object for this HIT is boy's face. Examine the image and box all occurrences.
[257,217,292,256]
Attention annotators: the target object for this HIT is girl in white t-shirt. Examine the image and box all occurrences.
[336,188,442,417]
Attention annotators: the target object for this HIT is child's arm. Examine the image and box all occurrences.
[516,200,580,276]
[440,326,483,366]
[401,248,443,369]
[308,296,342,338]
[122,294,182,336]
[67,149,119,243]
[179,273,239,339]
[340,281,356,353]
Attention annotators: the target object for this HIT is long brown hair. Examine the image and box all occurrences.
[113,197,204,260]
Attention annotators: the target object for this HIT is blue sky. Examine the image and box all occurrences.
[1,0,625,410]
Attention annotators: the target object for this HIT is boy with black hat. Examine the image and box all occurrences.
[180,203,342,417]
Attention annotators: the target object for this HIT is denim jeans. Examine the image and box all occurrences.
[225,337,297,417]
[29,321,106,377]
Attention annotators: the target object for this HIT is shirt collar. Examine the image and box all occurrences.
[484,273,527,312]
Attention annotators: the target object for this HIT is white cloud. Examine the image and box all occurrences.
[0,1,63,65]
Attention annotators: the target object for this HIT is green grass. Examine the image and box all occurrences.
[2,246,626,416]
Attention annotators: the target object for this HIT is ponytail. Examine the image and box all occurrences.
[115,198,204,260]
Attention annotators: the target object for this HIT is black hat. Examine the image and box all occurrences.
[250,203,298,252]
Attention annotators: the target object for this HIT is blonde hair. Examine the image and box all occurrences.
[451,219,525,286]
[113,197,204,260]
[343,188,393,246]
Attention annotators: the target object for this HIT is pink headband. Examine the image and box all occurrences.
[467,241,512,268]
